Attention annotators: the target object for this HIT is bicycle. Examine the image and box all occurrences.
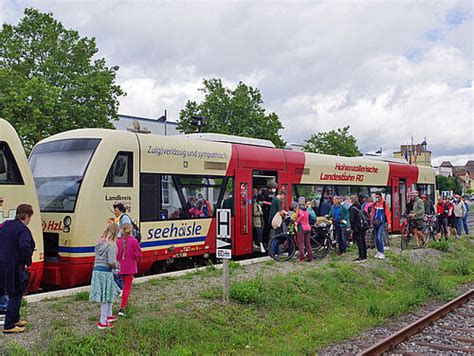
[310,221,334,259]
[400,214,416,250]
[268,216,298,262]
[424,214,436,244]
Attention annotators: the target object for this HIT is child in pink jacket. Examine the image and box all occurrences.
[116,223,141,317]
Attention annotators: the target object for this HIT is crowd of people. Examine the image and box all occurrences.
[0,203,142,333]
[253,183,471,263]
[0,189,470,334]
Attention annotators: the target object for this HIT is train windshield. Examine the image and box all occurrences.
[29,138,101,212]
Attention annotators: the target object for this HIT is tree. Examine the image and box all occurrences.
[436,175,463,195]
[303,126,361,157]
[0,8,124,151]
[178,79,285,148]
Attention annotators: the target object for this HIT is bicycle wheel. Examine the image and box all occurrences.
[310,235,330,259]
[269,233,296,262]
[400,226,409,250]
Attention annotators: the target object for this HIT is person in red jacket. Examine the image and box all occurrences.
[370,192,391,260]
[295,197,314,262]
[116,223,141,317]
[435,196,449,241]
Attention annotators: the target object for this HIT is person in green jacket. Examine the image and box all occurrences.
[328,196,349,255]
[410,191,425,247]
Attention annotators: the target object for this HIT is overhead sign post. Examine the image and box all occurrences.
[216,209,231,303]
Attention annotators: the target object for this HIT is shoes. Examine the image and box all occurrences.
[3,326,25,334]
[107,315,118,323]
[374,253,380,258]
[96,321,113,330]
[353,258,364,263]
[252,243,259,250]
[377,253,385,260]
[259,243,266,253]
[15,320,27,327]
[119,289,123,297]
[118,308,126,317]
[384,246,390,250]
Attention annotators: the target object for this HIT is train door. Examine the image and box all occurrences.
[252,170,278,246]
[399,180,407,214]
[278,171,292,212]
[234,168,252,255]
[391,178,401,231]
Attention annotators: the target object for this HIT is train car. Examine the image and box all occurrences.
[29,129,436,288]
[0,118,44,292]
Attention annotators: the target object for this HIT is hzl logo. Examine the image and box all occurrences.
[0,209,16,224]
[0,196,16,223]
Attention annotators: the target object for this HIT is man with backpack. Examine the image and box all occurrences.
[349,195,368,262]
[113,203,141,242]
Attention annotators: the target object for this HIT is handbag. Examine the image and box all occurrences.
[373,219,383,229]
[271,212,282,229]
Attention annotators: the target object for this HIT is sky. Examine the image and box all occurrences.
[1,0,472,166]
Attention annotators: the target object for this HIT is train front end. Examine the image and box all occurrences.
[29,130,125,288]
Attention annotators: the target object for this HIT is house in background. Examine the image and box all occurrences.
[113,114,181,136]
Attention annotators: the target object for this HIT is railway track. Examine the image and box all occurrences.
[360,289,474,355]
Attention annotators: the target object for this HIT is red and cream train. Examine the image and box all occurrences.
[2,121,436,290]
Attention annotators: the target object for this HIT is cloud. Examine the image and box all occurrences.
[0,0,472,164]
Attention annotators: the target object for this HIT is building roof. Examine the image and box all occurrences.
[440,161,454,167]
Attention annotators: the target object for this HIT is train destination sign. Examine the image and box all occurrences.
[216,209,232,259]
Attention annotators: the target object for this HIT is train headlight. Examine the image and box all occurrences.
[63,216,72,233]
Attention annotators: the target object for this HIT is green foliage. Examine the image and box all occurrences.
[4,237,474,355]
[430,240,450,252]
[303,126,362,157]
[178,78,285,148]
[73,291,89,301]
[230,278,263,304]
[0,8,124,151]
[436,175,463,195]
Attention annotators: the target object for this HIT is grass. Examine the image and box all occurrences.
[5,236,474,355]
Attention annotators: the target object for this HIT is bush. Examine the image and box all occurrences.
[230,279,263,304]
[443,259,472,276]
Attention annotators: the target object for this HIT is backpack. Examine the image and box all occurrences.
[352,206,370,231]
[120,214,142,242]
[308,208,316,225]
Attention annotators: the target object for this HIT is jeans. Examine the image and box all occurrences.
[334,224,346,253]
[253,227,263,245]
[0,293,8,312]
[463,215,469,235]
[353,230,367,259]
[4,269,28,330]
[374,223,385,254]
[270,227,282,256]
[455,217,464,236]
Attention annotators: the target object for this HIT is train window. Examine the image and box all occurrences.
[140,174,161,222]
[216,177,234,216]
[104,152,133,187]
[175,176,227,218]
[161,175,182,220]
[0,142,23,185]
[417,184,435,202]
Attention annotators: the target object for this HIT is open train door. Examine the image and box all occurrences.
[234,168,253,255]
[391,178,401,232]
